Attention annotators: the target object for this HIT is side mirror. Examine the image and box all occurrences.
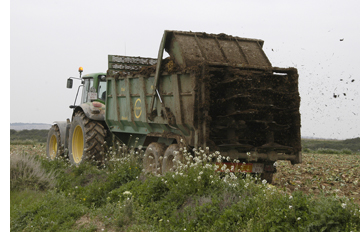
[67,78,73,88]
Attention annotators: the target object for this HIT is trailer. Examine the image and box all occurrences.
[47,30,301,183]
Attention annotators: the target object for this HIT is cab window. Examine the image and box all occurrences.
[98,81,107,101]
[81,79,93,103]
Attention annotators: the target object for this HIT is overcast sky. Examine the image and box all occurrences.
[10,0,360,140]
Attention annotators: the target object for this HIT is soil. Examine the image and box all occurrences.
[274,153,360,205]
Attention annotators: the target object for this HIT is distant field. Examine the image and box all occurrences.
[10,123,51,131]
[10,129,49,144]
[302,137,360,153]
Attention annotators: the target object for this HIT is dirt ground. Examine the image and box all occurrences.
[273,153,360,205]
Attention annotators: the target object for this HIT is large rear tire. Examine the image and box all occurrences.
[46,125,63,160]
[68,111,106,165]
[143,142,166,175]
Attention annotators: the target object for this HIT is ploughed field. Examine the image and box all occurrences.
[273,153,360,205]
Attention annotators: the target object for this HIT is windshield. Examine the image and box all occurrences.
[98,81,107,101]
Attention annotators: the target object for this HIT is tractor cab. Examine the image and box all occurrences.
[67,67,107,108]
[81,73,107,104]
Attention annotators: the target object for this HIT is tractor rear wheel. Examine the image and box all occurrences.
[68,111,106,165]
[143,142,166,175]
[46,125,63,160]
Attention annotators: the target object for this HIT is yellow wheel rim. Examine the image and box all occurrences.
[49,134,57,160]
[72,125,84,164]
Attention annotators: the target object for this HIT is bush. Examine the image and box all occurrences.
[340,148,353,154]
[10,153,57,191]
[316,148,341,154]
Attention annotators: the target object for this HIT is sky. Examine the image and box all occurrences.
[9,0,360,140]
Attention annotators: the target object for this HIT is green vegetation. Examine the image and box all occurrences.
[10,144,360,231]
[10,129,49,145]
[302,137,360,153]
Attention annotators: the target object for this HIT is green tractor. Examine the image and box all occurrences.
[46,67,108,165]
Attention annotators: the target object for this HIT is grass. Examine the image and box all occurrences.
[10,144,360,231]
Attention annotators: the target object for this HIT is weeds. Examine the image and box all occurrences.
[10,153,57,191]
[10,144,360,232]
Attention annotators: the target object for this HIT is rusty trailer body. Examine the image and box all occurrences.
[105,30,302,175]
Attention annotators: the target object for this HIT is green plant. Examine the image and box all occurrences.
[11,190,88,231]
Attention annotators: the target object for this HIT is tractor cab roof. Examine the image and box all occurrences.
[82,72,106,79]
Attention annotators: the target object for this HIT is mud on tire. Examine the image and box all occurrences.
[162,144,184,174]
[68,111,106,165]
[143,142,166,175]
[46,125,63,160]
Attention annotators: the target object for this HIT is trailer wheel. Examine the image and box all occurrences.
[143,142,166,175]
[162,144,183,174]
[261,172,273,184]
[68,111,106,165]
[46,125,63,160]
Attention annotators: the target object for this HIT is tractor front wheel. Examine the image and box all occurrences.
[68,111,106,165]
